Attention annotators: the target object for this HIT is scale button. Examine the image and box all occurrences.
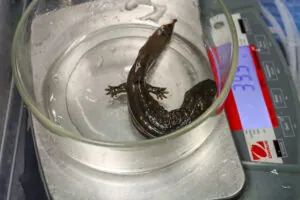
[278,116,295,138]
[255,35,270,54]
[273,139,288,158]
[262,61,279,80]
[241,18,252,34]
[270,88,287,108]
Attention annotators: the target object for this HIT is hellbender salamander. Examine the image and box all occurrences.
[105,19,217,138]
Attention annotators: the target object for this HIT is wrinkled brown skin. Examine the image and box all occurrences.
[105,19,217,138]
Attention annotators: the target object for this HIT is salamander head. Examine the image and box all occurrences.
[156,19,177,38]
[202,79,218,98]
[204,79,217,97]
[140,19,177,55]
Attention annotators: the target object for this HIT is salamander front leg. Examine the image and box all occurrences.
[105,83,127,98]
[105,83,168,99]
[146,84,169,100]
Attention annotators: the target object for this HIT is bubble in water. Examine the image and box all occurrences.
[49,93,62,124]
[51,109,57,119]
[51,108,63,124]
[53,75,60,83]
[49,21,54,25]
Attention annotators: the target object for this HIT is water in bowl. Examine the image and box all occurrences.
[31,0,213,142]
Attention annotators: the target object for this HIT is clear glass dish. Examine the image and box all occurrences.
[12,0,238,174]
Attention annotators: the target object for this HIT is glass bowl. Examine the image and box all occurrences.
[12,0,238,174]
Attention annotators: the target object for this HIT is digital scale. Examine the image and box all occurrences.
[205,0,300,199]
[205,0,300,166]
[20,0,300,199]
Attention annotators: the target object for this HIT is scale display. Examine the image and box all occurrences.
[226,45,278,131]
[208,12,300,165]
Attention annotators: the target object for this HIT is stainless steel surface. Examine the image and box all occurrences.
[32,112,245,200]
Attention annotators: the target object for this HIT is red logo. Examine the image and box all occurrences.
[251,141,272,160]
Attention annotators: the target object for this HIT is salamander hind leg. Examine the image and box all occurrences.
[146,84,169,100]
[105,83,127,98]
